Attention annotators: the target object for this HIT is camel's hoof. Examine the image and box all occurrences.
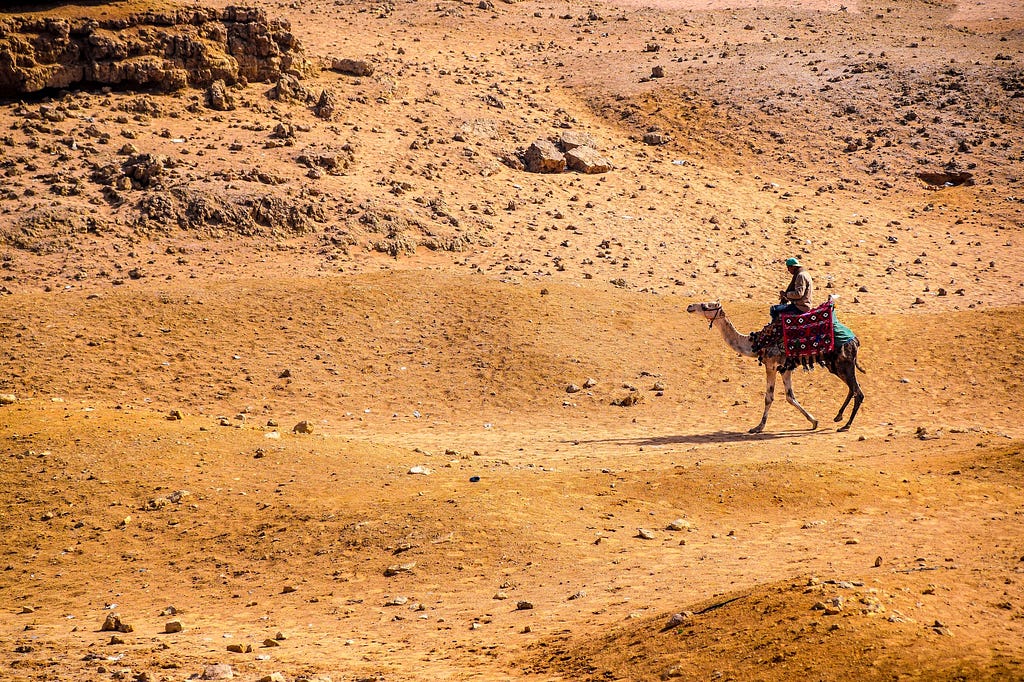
[837,425,850,433]
[749,426,764,434]
[833,415,844,423]
[810,420,819,431]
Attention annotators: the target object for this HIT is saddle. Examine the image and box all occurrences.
[752,299,836,371]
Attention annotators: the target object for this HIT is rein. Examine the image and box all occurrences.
[707,306,722,330]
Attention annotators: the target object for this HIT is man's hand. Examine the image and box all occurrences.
[779,291,788,302]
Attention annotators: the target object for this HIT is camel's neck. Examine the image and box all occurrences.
[711,311,756,357]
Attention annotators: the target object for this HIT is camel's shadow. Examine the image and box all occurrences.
[573,429,830,447]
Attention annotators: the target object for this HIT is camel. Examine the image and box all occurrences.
[686,301,864,433]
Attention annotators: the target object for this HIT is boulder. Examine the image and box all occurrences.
[565,146,612,174]
[559,130,597,152]
[206,79,235,111]
[524,140,566,173]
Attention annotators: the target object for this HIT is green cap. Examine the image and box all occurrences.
[785,257,801,267]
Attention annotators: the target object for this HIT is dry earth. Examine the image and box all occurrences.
[0,0,1023,680]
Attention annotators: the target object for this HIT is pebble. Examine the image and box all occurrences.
[516,601,534,610]
[262,638,280,647]
[226,643,252,653]
[0,394,17,405]
[385,596,409,606]
[292,420,314,434]
[636,528,656,540]
[666,518,691,531]
[408,465,432,475]
[257,674,287,682]
[165,620,183,633]
[665,612,692,628]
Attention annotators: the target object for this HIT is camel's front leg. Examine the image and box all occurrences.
[750,361,777,433]
[782,370,818,430]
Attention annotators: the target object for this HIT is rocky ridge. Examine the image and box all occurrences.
[0,6,311,96]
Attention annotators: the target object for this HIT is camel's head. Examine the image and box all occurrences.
[686,301,722,319]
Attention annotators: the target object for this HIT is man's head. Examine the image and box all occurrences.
[785,256,801,272]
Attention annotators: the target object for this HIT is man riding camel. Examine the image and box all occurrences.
[770,257,813,321]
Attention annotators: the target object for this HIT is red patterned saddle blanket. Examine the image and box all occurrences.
[781,300,835,360]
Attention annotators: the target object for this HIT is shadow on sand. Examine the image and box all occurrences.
[570,428,831,447]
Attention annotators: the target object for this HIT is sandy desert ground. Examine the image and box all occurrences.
[0,0,1022,680]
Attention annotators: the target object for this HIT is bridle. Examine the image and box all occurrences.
[701,302,722,329]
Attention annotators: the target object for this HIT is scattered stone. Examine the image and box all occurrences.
[167,409,184,420]
[268,74,314,103]
[165,620,183,633]
[636,528,656,540]
[0,394,18,405]
[860,596,885,614]
[201,663,235,679]
[384,562,416,577]
[292,421,313,434]
[666,519,692,531]
[20,605,35,614]
[515,600,534,610]
[108,634,125,645]
[257,674,287,682]
[651,65,665,78]
[262,638,281,648]
[226,643,252,653]
[100,613,133,633]
[566,383,581,394]
[611,393,642,407]
[206,79,235,111]
[332,58,375,77]
[643,131,671,145]
[385,596,409,606]
[494,590,509,600]
[583,377,598,388]
[408,465,432,475]
[314,89,338,121]
[281,585,297,594]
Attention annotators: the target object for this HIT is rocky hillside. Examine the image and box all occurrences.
[0,5,310,96]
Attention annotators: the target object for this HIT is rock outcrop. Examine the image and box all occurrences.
[0,6,312,97]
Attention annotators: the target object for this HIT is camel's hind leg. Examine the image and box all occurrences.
[782,369,818,430]
[835,372,864,432]
[833,345,865,432]
[750,359,778,434]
